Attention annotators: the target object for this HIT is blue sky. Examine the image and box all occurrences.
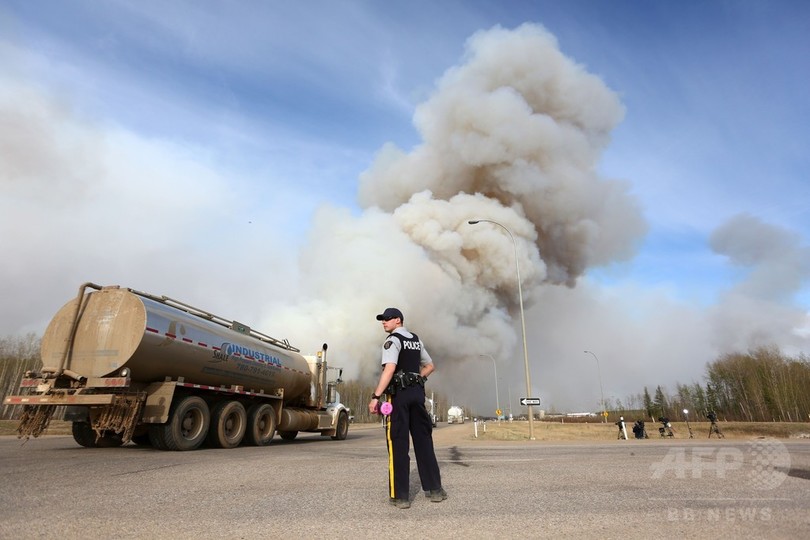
[1,1,808,411]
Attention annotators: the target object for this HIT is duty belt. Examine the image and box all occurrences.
[386,371,425,395]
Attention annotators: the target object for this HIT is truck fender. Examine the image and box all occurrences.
[141,381,178,424]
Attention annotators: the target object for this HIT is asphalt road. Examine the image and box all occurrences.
[1,423,808,539]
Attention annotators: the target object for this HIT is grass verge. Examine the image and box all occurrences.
[0,419,72,437]
[465,420,810,442]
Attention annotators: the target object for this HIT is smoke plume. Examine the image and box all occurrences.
[268,24,647,401]
[708,214,810,352]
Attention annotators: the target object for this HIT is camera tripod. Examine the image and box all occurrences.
[708,421,724,438]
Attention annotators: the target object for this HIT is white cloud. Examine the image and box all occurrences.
[0,64,297,334]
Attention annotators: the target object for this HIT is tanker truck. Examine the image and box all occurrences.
[3,283,350,451]
[447,405,465,424]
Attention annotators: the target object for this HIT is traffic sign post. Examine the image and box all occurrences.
[520,397,541,406]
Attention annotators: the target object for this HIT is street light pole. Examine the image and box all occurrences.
[584,350,606,423]
[480,354,501,420]
[508,386,513,420]
[683,408,694,439]
[469,219,535,440]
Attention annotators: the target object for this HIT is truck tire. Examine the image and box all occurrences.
[72,422,124,448]
[158,395,210,451]
[207,400,247,449]
[148,424,168,450]
[72,422,97,448]
[245,403,276,446]
[131,433,152,447]
[331,411,349,441]
[96,432,124,447]
[278,430,298,441]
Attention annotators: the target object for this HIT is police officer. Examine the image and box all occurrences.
[368,307,446,509]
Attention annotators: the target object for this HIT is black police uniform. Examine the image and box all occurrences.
[383,331,442,502]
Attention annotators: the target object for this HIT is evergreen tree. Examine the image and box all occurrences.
[653,385,667,418]
[705,382,719,418]
[691,383,707,416]
[642,386,654,420]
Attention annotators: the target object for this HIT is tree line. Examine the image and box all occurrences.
[0,334,42,420]
[335,380,449,424]
[635,347,810,423]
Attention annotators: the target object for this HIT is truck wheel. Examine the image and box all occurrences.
[331,411,349,441]
[148,425,169,450]
[159,396,210,451]
[278,430,298,441]
[72,422,97,448]
[96,432,124,448]
[207,400,247,449]
[131,433,152,447]
[245,403,276,446]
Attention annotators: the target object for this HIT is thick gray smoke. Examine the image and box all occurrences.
[524,214,810,413]
[708,214,810,352]
[267,24,647,401]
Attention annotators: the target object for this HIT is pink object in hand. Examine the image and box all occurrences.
[380,401,393,416]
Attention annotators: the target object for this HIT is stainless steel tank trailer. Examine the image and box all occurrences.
[4,283,351,450]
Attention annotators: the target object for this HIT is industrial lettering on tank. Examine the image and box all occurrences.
[211,349,230,363]
[215,342,282,367]
[402,341,422,350]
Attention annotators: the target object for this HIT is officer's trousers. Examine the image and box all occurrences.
[385,385,442,500]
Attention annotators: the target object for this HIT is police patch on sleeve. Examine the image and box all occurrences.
[384,340,393,350]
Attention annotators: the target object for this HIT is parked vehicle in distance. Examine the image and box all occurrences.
[447,405,465,424]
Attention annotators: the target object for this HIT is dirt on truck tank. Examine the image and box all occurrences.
[41,287,312,402]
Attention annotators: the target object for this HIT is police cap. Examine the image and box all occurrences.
[376,307,404,321]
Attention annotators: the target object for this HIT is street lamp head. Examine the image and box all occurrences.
[683,409,689,414]
[468,220,480,225]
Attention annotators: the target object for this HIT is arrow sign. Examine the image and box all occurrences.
[520,397,541,406]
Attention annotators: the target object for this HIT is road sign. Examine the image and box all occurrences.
[496,409,502,416]
[520,397,541,406]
